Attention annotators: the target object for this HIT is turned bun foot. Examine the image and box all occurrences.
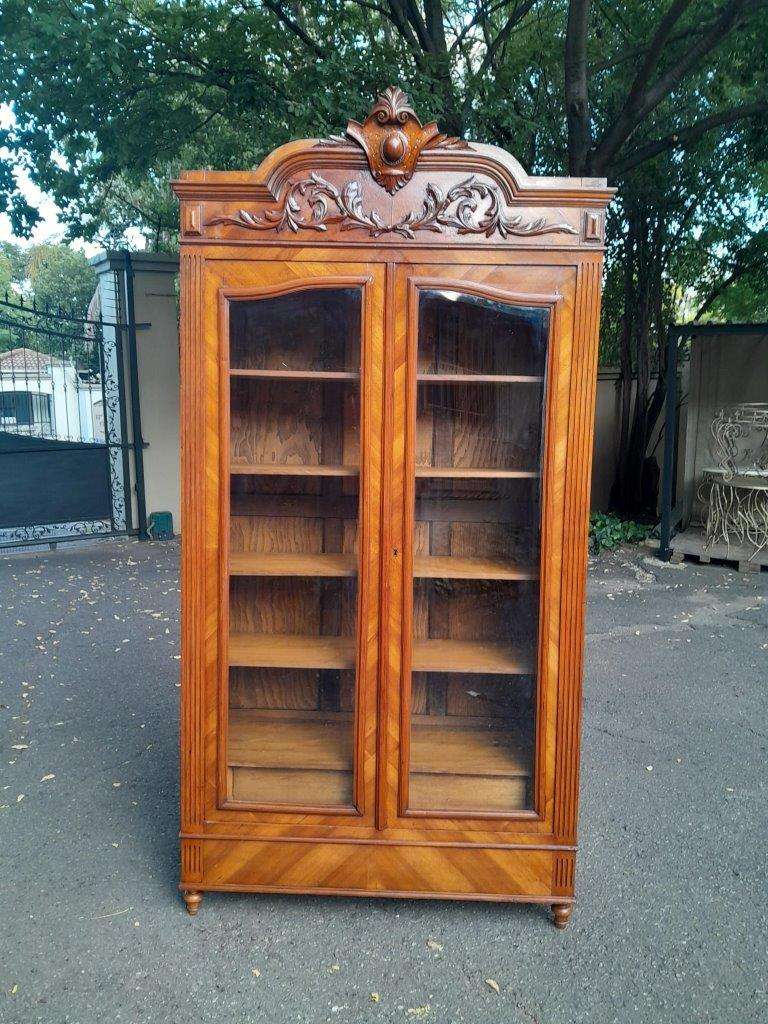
[182,890,203,916]
[551,903,572,929]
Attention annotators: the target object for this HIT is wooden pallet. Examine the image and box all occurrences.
[667,528,768,573]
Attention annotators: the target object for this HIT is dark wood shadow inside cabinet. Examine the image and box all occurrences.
[227,287,363,809]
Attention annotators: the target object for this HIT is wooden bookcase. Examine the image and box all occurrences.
[173,87,613,927]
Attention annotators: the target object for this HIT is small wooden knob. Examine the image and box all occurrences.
[382,131,406,164]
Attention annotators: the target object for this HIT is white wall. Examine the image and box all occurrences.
[91,252,181,534]
[0,365,99,442]
[130,255,181,530]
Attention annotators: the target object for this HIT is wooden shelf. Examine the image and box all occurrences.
[413,556,536,580]
[229,711,353,770]
[415,467,539,479]
[412,718,531,778]
[417,373,543,384]
[229,553,531,580]
[229,711,530,776]
[412,639,533,675]
[228,711,531,810]
[230,464,359,477]
[230,552,357,577]
[229,633,355,669]
[231,369,359,381]
[230,634,531,674]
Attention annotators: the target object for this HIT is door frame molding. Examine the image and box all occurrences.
[202,262,385,829]
[381,264,574,835]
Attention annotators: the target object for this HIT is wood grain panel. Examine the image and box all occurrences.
[230,633,356,669]
[229,667,320,710]
[553,258,602,845]
[229,515,324,555]
[179,251,206,831]
[199,838,555,898]
[230,378,326,466]
[229,552,357,576]
[232,767,351,806]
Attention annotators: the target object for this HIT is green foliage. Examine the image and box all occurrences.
[0,241,26,285]
[25,245,97,317]
[1,0,766,259]
[589,513,650,555]
[0,244,98,365]
[0,252,12,298]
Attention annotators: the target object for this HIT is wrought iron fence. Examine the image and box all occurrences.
[0,270,141,548]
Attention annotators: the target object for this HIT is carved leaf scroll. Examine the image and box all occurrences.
[206,174,579,241]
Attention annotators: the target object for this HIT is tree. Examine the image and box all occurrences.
[24,245,97,317]
[2,1,764,241]
[0,252,13,299]
[0,241,26,286]
[1,0,766,512]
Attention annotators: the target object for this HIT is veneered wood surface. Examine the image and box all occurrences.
[228,551,534,580]
[193,837,557,899]
[175,106,609,907]
[230,552,358,577]
[230,463,359,477]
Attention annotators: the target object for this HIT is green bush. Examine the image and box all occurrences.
[589,513,650,554]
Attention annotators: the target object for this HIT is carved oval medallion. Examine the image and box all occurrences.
[381,131,407,165]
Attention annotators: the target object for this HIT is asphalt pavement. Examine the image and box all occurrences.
[1,538,765,1024]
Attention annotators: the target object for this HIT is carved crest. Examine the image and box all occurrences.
[317,85,470,193]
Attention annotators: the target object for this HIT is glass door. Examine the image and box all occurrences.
[221,266,383,819]
[388,265,564,828]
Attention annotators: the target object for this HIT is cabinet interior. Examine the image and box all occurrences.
[226,285,548,814]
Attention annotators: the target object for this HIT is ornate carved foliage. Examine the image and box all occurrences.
[316,85,470,193]
[206,173,579,241]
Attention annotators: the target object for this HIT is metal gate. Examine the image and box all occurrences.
[0,269,143,548]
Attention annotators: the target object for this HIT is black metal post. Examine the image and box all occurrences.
[122,251,149,540]
[658,325,679,560]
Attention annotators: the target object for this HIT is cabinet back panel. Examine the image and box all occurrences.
[229,668,356,712]
[229,578,357,636]
[417,294,546,376]
[412,580,538,644]
[229,288,361,372]
[416,383,543,472]
[230,379,359,468]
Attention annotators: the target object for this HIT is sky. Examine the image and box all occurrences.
[0,105,65,242]
[0,103,127,257]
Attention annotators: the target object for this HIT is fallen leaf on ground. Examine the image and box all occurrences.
[252,968,261,977]
[40,774,55,782]
[406,1008,430,1019]
[485,979,500,994]
[370,992,380,1003]
[93,908,131,920]
[426,939,443,952]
